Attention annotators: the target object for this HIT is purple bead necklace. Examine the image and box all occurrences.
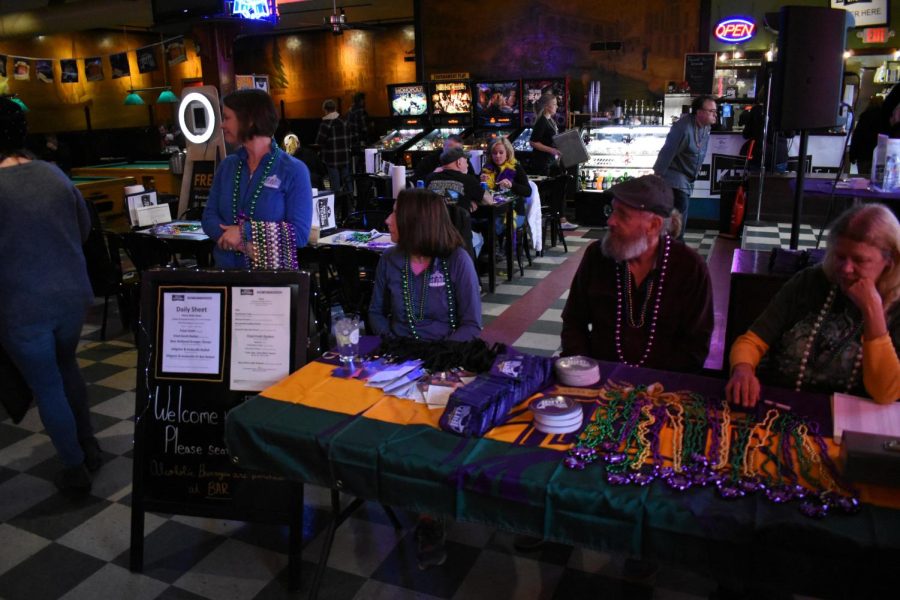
[614,235,672,367]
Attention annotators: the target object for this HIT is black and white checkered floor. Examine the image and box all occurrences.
[1,226,816,600]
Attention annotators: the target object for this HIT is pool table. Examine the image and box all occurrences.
[71,161,182,196]
[72,175,137,216]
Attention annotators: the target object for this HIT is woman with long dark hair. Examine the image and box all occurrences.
[368,189,482,341]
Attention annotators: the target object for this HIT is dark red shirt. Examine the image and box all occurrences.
[561,238,713,373]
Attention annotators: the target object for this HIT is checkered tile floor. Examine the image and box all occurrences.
[0,227,732,600]
[741,222,828,252]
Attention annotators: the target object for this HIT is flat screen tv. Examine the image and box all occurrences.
[387,83,429,117]
[474,80,521,127]
[522,78,568,128]
[430,81,473,115]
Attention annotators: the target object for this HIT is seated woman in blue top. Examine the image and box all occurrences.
[369,189,482,341]
[202,89,312,268]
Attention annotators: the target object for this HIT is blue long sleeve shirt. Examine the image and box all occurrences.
[202,144,313,269]
[653,114,710,194]
[368,246,482,341]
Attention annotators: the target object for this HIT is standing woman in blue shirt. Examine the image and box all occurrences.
[369,189,482,341]
[202,89,312,268]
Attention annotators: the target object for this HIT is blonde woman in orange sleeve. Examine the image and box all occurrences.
[727,204,900,406]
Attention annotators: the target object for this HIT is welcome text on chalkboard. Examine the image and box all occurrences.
[129,269,310,590]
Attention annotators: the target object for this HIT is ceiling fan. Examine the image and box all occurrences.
[278,0,375,35]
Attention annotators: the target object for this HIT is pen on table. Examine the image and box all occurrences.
[762,399,792,411]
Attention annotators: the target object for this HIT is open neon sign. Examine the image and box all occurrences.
[715,18,756,43]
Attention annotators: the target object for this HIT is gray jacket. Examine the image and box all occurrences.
[653,114,709,193]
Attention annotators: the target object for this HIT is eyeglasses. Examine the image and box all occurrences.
[700,108,719,114]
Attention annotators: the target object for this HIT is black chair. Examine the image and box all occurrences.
[81,201,129,340]
[120,232,177,272]
[540,175,569,254]
[179,205,204,220]
[118,232,177,341]
[103,231,140,340]
[329,245,382,325]
[341,210,391,233]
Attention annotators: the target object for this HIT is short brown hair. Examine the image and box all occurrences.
[222,89,278,142]
[395,189,464,258]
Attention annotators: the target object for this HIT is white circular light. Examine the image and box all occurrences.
[178,92,216,145]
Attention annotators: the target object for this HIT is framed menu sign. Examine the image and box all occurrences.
[130,269,310,590]
[684,53,716,95]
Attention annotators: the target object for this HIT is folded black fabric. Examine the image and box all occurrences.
[440,351,553,437]
[375,337,505,373]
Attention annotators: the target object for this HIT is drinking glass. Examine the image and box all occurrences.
[335,314,361,363]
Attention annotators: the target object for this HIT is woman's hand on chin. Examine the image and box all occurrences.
[843,276,883,314]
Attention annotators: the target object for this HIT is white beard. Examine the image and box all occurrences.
[601,230,650,262]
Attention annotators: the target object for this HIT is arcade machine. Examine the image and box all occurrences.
[513,78,569,171]
[402,80,475,170]
[373,83,430,165]
[466,80,522,151]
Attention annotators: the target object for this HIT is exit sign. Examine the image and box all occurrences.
[864,27,888,44]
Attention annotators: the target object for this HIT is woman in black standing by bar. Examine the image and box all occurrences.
[529,92,577,230]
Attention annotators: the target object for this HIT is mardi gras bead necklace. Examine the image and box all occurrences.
[232,141,280,225]
[795,285,864,392]
[401,255,456,340]
[614,235,671,367]
[624,269,655,328]
[244,220,298,270]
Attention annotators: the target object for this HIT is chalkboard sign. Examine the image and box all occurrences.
[130,269,310,588]
[684,53,716,95]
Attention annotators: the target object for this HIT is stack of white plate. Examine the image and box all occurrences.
[529,396,583,435]
[554,356,601,387]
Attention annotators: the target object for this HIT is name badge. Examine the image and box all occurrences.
[263,174,281,189]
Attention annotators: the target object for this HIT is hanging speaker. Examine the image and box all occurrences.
[771,6,848,131]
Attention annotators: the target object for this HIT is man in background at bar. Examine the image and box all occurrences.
[653,95,717,236]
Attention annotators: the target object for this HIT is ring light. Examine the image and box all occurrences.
[178,92,216,145]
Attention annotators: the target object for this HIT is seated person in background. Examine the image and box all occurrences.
[727,204,900,406]
[561,175,713,372]
[480,136,530,232]
[368,189,482,342]
[414,133,474,180]
[426,146,489,257]
[283,133,327,189]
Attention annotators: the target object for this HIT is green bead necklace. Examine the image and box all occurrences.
[401,255,457,340]
[231,140,280,224]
